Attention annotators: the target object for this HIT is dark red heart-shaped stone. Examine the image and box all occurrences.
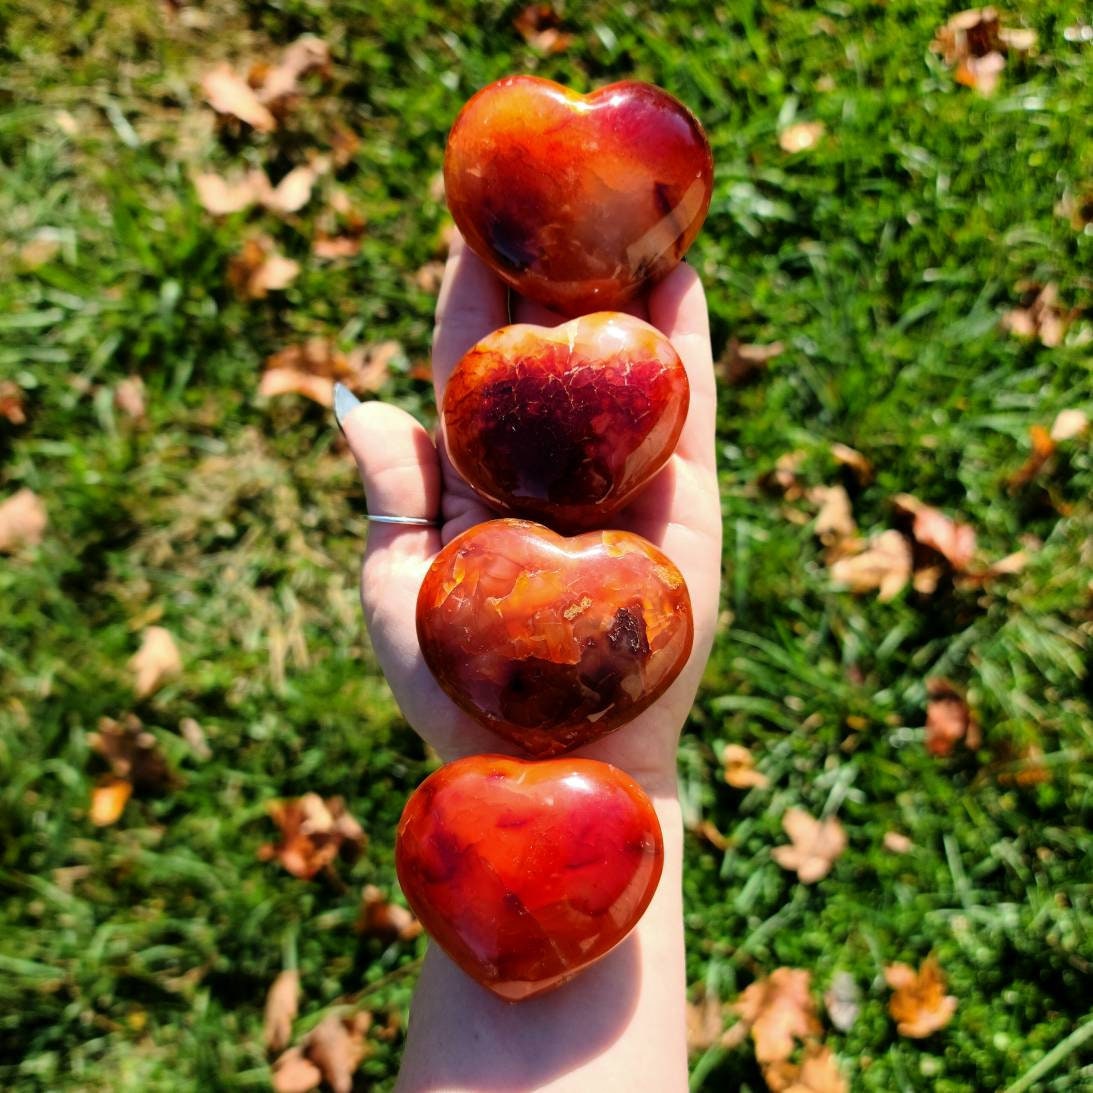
[416,519,693,757]
[442,312,689,530]
[396,754,664,1001]
[444,76,713,316]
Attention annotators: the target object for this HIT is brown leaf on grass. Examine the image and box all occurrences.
[809,485,857,559]
[925,677,982,757]
[413,260,446,294]
[1001,283,1072,348]
[89,778,133,826]
[264,969,301,1053]
[772,809,847,884]
[883,831,913,854]
[88,714,173,790]
[732,968,822,1063]
[271,1047,322,1093]
[179,717,212,760]
[761,450,808,501]
[201,63,276,131]
[303,1012,372,1093]
[1007,424,1056,490]
[892,494,977,571]
[763,1043,848,1093]
[722,743,770,789]
[686,990,749,1053]
[1055,187,1093,232]
[717,338,785,386]
[0,381,26,425]
[830,442,873,484]
[252,36,331,111]
[227,236,300,299]
[885,956,957,1038]
[513,4,575,53]
[829,529,912,601]
[193,170,268,216]
[356,885,423,943]
[779,121,825,153]
[130,626,182,698]
[1051,408,1089,442]
[264,165,320,216]
[329,124,361,169]
[114,377,146,421]
[261,339,401,406]
[19,234,61,268]
[258,793,366,880]
[312,234,361,259]
[691,818,730,851]
[0,488,47,553]
[994,742,1051,787]
[930,8,1036,96]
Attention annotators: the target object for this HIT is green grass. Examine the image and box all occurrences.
[1,1,1091,1089]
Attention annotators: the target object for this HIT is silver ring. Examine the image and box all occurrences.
[366,514,436,526]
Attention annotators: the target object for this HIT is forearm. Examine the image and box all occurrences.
[395,792,688,1093]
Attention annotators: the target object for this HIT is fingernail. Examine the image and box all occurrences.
[333,383,361,429]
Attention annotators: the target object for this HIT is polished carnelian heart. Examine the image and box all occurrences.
[416,519,693,756]
[442,312,689,529]
[396,754,663,1001]
[444,76,713,316]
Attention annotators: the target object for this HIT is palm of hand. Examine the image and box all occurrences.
[344,235,721,793]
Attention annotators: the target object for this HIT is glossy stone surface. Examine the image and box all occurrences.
[444,76,713,316]
[442,312,689,529]
[395,755,664,1001]
[416,519,693,756]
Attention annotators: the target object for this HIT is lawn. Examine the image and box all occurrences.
[1,1,1090,1089]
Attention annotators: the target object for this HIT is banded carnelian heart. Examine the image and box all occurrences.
[444,76,713,316]
[442,312,689,530]
[396,755,664,1001]
[416,519,693,756]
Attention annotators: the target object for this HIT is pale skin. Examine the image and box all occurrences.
[340,233,722,1092]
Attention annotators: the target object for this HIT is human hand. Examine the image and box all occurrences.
[339,233,721,796]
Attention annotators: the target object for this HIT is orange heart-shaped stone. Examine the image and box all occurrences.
[396,754,664,1001]
[442,312,689,529]
[444,76,713,316]
[416,519,693,756]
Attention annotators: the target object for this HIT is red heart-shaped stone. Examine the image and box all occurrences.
[444,76,713,316]
[416,519,693,756]
[396,754,664,1001]
[442,312,689,529]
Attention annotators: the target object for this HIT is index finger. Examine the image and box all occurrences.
[431,232,509,404]
[647,263,716,474]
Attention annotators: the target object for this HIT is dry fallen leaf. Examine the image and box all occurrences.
[202,63,276,131]
[772,808,847,884]
[303,1011,372,1093]
[732,967,822,1064]
[809,485,857,559]
[264,969,301,1053]
[227,236,300,299]
[722,743,770,789]
[995,742,1051,787]
[829,529,911,601]
[717,338,785,386]
[258,793,366,880]
[830,442,873,484]
[925,677,982,757]
[763,1042,849,1093]
[883,831,913,854]
[0,488,47,553]
[0,380,26,425]
[88,713,173,790]
[892,494,977,572]
[356,885,423,943]
[271,1047,322,1093]
[313,234,361,259]
[779,121,825,153]
[762,450,808,501]
[1007,424,1056,490]
[89,778,133,826]
[413,260,446,294]
[513,4,575,53]
[1051,408,1089,442]
[885,955,957,1038]
[1055,187,1093,232]
[691,818,730,851]
[130,626,182,698]
[931,8,1036,96]
[823,971,861,1033]
[253,36,331,110]
[114,376,146,421]
[1001,283,1072,348]
[260,338,400,406]
[179,716,212,760]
